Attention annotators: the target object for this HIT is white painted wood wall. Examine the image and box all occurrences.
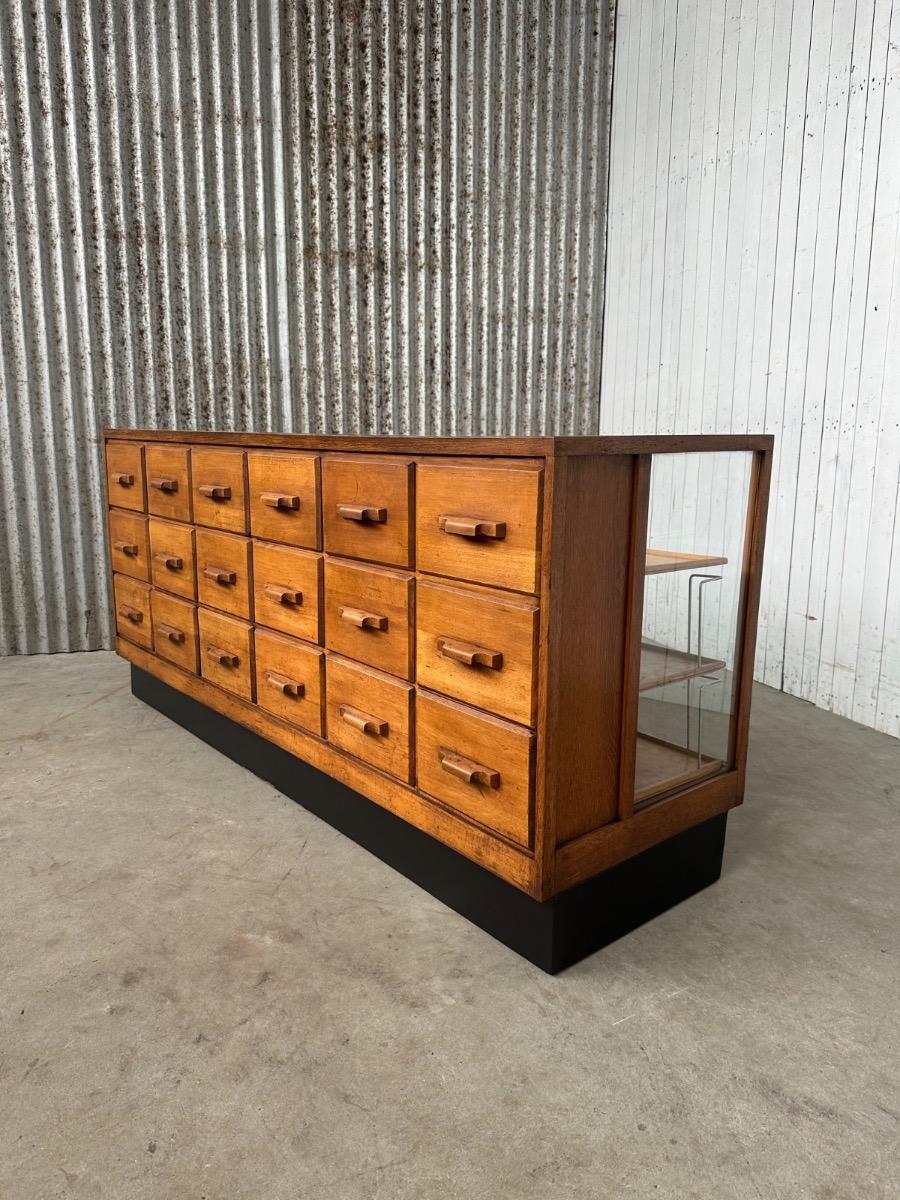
[603,0,900,737]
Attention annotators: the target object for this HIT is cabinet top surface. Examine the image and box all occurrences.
[104,429,774,456]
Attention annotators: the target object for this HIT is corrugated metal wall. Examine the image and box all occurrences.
[603,0,900,737]
[0,0,614,655]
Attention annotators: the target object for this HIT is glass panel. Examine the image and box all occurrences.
[635,451,755,806]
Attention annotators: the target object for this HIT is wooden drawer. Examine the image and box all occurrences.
[254,629,324,736]
[322,455,413,567]
[416,460,543,593]
[109,510,149,581]
[416,580,538,725]
[146,444,192,523]
[148,518,196,600]
[191,447,247,532]
[195,528,252,619]
[105,441,145,512]
[415,691,534,847]
[252,541,322,644]
[324,558,413,679]
[325,656,413,782]
[198,607,254,700]
[113,574,152,649]
[150,590,198,674]
[247,451,320,548]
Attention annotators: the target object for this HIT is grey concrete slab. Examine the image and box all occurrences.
[1,651,897,1199]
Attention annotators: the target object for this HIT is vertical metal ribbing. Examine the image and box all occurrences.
[0,0,613,654]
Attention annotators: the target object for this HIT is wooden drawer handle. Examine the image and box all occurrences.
[207,644,238,667]
[112,472,134,486]
[438,515,506,540]
[438,747,501,789]
[265,670,304,697]
[157,622,185,644]
[150,476,178,493]
[337,503,387,524]
[113,540,139,557]
[198,483,231,500]
[153,551,183,571]
[117,604,144,624]
[437,637,503,670]
[339,605,388,631]
[203,565,237,585]
[261,491,300,510]
[265,583,302,606]
[339,703,388,737]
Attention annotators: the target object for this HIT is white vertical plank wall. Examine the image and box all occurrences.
[603,0,900,738]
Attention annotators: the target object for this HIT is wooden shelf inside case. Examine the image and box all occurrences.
[634,736,723,804]
[645,549,729,575]
[639,642,726,691]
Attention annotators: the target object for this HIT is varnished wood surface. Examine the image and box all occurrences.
[247,451,320,549]
[322,455,414,567]
[195,528,253,620]
[415,578,538,726]
[145,444,192,523]
[416,460,543,594]
[639,643,727,691]
[254,628,324,736]
[148,518,196,600]
[324,557,414,680]
[251,541,322,644]
[117,636,537,893]
[109,509,149,581]
[197,607,254,701]
[325,655,414,783]
[105,441,146,513]
[113,574,152,649]
[150,589,199,674]
[644,548,729,575]
[415,690,534,848]
[191,447,248,533]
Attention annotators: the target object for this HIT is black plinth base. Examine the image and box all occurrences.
[131,666,728,973]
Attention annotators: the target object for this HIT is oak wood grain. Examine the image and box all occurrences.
[150,589,199,674]
[195,528,252,619]
[324,557,414,680]
[191,447,248,533]
[105,441,146,513]
[254,628,325,736]
[145,443,192,523]
[197,607,254,701]
[415,578,538,725]
[322,455,414,567]
[109,509,149,581]
[247,451,320,548]
[325,655,414,782]
[252,540,322,644]
[148,517,196,600]
[113,574,152,649]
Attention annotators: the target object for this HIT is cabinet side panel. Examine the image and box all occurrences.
[547,454,635,845]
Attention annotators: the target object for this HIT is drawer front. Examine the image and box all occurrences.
[416,580,538,725]
[148,518,196,600]
[146,444,192,523]
[198,607,254,700]
[415,691,533,847]
[322,455,413,567]
[150,589,198,673]
[113,574,152,649]
[247,452,320,548]
[109,510,149,581]
[191,447,248,532]
[106,441,145,512]
[252,541,322,644]
[254,629,324,735]
[195,528,252,618]
[416,460,543,593]
[324,558,413,679]
[325,656,413,782]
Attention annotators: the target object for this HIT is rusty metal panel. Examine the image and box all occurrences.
[0,0,613,654]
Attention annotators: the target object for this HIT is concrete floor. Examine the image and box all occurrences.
[1,652,898,1200]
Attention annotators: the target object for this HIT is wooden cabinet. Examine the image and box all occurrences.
[107,430,772,954]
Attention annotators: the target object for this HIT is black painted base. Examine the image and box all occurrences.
[131,666,727,973]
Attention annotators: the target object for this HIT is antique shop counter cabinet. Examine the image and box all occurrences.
[105,431,772,971]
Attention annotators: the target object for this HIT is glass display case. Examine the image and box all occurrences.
[634,451,756,806]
